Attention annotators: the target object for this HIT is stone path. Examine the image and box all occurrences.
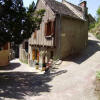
[0,33,100,100]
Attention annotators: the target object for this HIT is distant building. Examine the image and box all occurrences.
[20,0,88,67]
[19,40,28,63]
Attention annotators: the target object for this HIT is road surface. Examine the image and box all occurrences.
[0,33,100,100]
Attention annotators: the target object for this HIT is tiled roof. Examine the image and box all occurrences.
[44,0,82,20]
[65,1,82,12]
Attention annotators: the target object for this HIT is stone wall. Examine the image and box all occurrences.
[60,16,88,59]
[19,44,28,63]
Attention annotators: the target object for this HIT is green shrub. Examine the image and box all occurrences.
[89,23,95,30]
[96,34,100,39]
[96,71,100,79]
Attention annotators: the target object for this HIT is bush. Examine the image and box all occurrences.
[96,71,100,79]
[96,33,100,39]
[89,23,95,30]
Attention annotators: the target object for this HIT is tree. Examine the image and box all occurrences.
[97,6,100,16]
[0,0,45,46]
[97,6,100,22]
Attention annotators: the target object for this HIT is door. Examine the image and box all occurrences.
[32,49,35,61]
[37,50,39,63]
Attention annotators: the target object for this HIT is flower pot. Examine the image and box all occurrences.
[42,67,46,71]
[35,65,39,69]
[42,63,46,71]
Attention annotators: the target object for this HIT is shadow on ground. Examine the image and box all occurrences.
[63,40,100,64]
[0,70,67,100]
[0,63,21,70]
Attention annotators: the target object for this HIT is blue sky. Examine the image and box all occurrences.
[23,0,100,17]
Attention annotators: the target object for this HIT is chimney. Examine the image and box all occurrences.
[79,1,88,20]
[79,1,87,8]
[62,0,66,3]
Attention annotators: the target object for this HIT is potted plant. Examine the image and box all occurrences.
[42,63,46,71]
[96,71,100,91]
[35,62,39,69]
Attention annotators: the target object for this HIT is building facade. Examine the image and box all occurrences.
[22,0,88,67]
[19,40,28,63]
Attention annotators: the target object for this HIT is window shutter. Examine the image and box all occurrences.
[47,22,51,36]
[45,21,55,36]
[51,21,55,35]
[37,50,39,63]
[32,49,35,60]
[45,23,47,36]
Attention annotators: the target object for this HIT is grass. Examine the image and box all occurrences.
[96,34,100,40]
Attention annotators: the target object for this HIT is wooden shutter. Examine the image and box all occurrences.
[37,50,39,63]
[45,21,53,36]
[47,22,50,36]
[45,21,55,36]
[45,23,47,36]
[32,49,35,60]
[51,21,55,35]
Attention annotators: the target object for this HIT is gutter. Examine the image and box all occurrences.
[59,14,62,59]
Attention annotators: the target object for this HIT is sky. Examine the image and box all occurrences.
[23,0,100,17]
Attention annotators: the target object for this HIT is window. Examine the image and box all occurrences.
[45,22,51,36]
[45,21,55,36]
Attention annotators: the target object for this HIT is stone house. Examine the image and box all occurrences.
[21,0,88,67]
[19,40,28,63]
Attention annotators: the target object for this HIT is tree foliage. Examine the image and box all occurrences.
[97,6,100,22]
[97,6,100,16]
[0,0,45,46]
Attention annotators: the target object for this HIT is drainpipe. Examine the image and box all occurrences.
[59,14,62,59]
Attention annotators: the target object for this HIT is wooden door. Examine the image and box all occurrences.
[37,50,39,63]
[32,49,35,61]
